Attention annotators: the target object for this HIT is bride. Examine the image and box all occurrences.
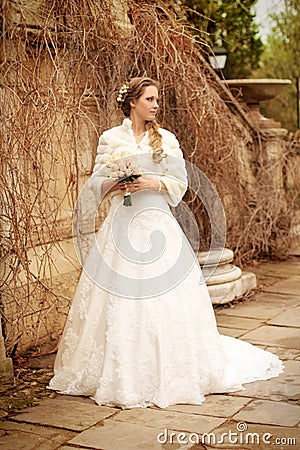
[48,76,284,409]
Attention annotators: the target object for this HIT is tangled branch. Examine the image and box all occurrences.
[0,0,296,354]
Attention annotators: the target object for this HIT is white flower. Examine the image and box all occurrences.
[116,84,130,106]
[106,149,141,181]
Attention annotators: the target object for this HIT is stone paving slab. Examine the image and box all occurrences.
[217,298,298,320]
[233,399,300,427]
[264,346,300,360]
[262,276,300,296]
[252,292,300,304]
[267,306,300,328]
[229,378,299,402]
[241,325,300,349]
[215,315,263,330]
[11,396,116,431]
[110,407,225,435]
[217,327,247,338]
[0,421,76,450]
[275,360,300,384]
[250,263,300,278]
[209,420,300,449]
[164,395,251,418]
[68,419,198,450]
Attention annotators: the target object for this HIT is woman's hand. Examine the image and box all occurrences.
[119,177,164,193]
[101,179,122,197]
[101,177,165,198]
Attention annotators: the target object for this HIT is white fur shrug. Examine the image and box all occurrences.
[89,118,187,207]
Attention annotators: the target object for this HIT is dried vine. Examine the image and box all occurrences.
[0,0,297,355]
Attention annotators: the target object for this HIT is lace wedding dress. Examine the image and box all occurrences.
[48,119,284,409]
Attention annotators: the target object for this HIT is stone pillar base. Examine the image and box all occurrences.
[207,271,257,305]
[0,327,14,381]
[0,357,14,381]
[198,248,257,305]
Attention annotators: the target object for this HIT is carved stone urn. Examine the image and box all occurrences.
[222,79,292,129]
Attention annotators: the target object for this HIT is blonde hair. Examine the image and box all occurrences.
[118,76,164,163]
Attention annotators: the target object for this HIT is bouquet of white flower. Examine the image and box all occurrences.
[106,150,142,206]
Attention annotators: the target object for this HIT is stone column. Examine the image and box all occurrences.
[262,128,288,194]
[287,133,300,249]
[0,321,14,381]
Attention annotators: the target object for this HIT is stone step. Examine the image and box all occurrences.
[208,272,257,305]
[198,248,233,267]
[204,264,242,286]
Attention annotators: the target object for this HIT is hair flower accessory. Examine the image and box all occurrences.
[116,83,130,107]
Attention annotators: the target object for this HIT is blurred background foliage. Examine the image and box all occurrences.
[173,0,299,131]
[174,0,264,79]
[253,0,300,130]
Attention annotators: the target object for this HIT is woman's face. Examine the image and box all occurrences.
[130,85,159,122]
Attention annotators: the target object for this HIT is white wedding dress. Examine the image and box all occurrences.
[49,119,284,409]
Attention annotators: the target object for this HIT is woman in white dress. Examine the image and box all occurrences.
[49,76,284,409]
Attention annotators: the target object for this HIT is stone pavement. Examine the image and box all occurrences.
[0,257,299,449]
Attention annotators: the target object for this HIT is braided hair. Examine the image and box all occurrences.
[117,77,164,163]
